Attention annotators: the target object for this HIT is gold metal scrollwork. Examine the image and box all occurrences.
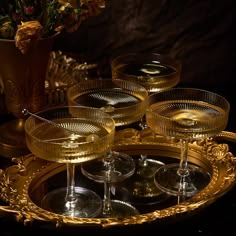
[0,129,236,228]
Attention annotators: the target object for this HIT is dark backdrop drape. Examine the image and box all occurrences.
[53,0,236,131]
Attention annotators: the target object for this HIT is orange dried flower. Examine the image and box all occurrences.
[15,20,43,54]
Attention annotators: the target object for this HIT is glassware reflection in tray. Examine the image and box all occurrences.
[0,129,236,229]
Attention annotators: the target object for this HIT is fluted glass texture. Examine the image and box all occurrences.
[67,79,148,127]
[146,88,230,140]
[24,106,115,163]
[112,53,181,93]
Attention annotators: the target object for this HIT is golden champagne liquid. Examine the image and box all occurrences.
[69,89,147,127]
[146,100,228,140]
[26,118,114,163]
[113,63,180,92]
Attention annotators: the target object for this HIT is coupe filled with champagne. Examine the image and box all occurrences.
[146,88,230,197]
[112,53,181,92]
[67,79,148,217]
[24,106,115,217]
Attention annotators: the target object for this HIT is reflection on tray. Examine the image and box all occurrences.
[0,129,236,228]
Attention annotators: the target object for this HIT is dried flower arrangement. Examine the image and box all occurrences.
[0,0,105,53]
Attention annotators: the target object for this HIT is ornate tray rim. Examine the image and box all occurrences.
[0,129,236,229]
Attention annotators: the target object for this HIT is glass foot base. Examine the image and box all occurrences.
[81,151,135,183]
[154,163,211,197]
[41,186,102,218]
[100,199,139,218]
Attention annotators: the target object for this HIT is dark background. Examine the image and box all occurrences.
[54,0,236,132]
[1,0,236,235]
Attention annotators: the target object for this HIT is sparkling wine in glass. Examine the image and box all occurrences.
[111,52,181,202]
[146,88,230,197]
[111,52,181,92]
[24,106,115,217]
[67,79,148,217]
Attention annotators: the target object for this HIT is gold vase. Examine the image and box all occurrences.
[0,35,56,158]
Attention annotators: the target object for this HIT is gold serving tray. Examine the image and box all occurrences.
[0,129,236,229]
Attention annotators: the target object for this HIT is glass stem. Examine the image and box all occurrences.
[103,179,112,216]
[102,152,113,216]
[65,163,77,210]
[139,115,148,130]
[139,154,148,167]
[139,115,148,167]
[177,139,190,177]
[177,139,190,194]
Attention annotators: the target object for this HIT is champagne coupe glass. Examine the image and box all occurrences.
[146,88,230,197]
[67,79,148,217]
[111,52,181,201]
[23,105,115,217]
